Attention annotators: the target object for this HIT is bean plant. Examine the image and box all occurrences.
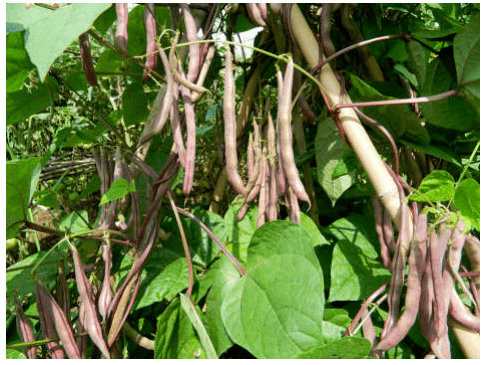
[6,3,480,359]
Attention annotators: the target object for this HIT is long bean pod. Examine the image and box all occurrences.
[78,32,98,86]
[224,47,246,195]
[36,282,81,359]
[71,247,110,359]
[15,297,37,359]
[182,4,200,84]
[374,213,427,351]
[143,4,157,81]
[277,59,311,207]
[115,3,129,54]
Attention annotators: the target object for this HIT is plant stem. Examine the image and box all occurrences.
[335,89,460,110]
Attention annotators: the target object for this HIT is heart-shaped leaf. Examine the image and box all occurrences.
[221,221,325,359]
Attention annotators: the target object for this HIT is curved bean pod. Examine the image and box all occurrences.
[374,213,427,351]
[143,4,157,82]
[277,59,311,208]
[36,282,81,359]
[449,289,480,332]
[71,247,110,359]
[115,3,129,54]
[78,32,98,86]
[15,297,37,358]
[224,47,246,195]
[180,80,196,195]
[191,45,215,102]
[246,3,266,26]
[182,4,200,84]
[98,243,112,322]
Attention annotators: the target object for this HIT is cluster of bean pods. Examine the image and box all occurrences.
[348,199,480,358]
[224,52,311,226]
[245,3,268,26]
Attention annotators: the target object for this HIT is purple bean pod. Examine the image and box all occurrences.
[182,4,200,84]
[277,59,311,208]
[449,289,480,332]
[115,3,129,54]
[36,282,81,359]
[143,4,157,82]
[374,213,427,351]
[98,243,112,322]
[179,75,197,195]
[78,32,98,86]
[257,146,268,228]
[224,47,246,195]
[71,247,111,359]
[246,3,266,26]
[382,203,411,338]
[14,297,37,359]
[170,80,187,166]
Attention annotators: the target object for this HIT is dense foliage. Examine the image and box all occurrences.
[6,3,479,359]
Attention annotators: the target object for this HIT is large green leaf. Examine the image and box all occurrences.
[161,207,228,268]
[454,13,480,87]
[410,170,455,203]
[6,241,69,304]
[6,157,42,238]
[6,76,58,126]
[99,178,136,205]
[421,49,479,131]
[202,256,240,356]
[154,298,207,359]
[328,240,391,302]
[118,248,189,311]
[6,3,112,80]
[454,13,480,112]
[223,198,258,262]
[221,221,325,359]
[6,31,35,93]
[315,118,354,206]
[325,213,380,259]
[454,178,480,231]
[292,337,371,359]
[348,74,430,145]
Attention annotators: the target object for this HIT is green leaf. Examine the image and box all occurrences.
[6,31,35,93]
[154,298,207,359]
[6,77,58,126]
[293,337,371,359]
[348,74,430,144]
[7,3,112,80]
[286,213,330,246]
[100,179,136,205]
[118,248,189,310]
[180,293,218,359]
[454,14,480,113]
[410,170,455,202]
[202,256,240,356]
[421,51,479,131]
[325,213,380,259]
[6,349,27,359]
[59,210,90,233]
[221,221,325,359]
[6,157,42,238]
[399,139,462,167]
[328,240,391,302]
[315,118,354,206]
[122,80,149,127]
[6,242,69,303]
[454,178,480,231]
[223,198,258,262]
[454,14,480,86]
